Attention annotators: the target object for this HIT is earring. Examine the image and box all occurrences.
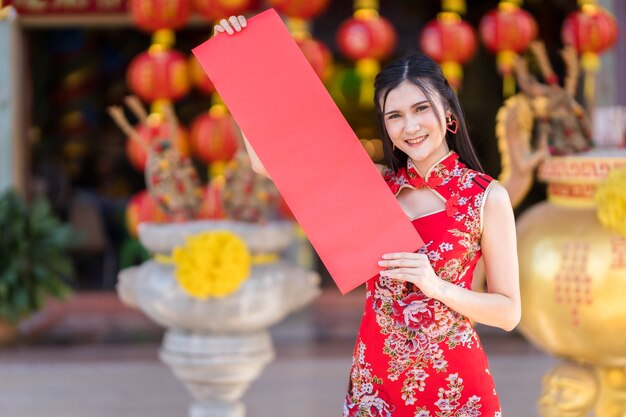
[446,114,458,134]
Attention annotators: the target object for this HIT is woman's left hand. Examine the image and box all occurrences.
[378,252,444,299]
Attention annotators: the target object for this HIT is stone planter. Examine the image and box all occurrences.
[117,220,321,417]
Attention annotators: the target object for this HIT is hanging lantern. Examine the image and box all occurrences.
[129,0,191,32]
[336,14,397,61]
[127,48,190,102]
[337,1,397,107]
[296,37,333,82]
[479,2,537,96]
[561,3,618,104]
[266,0,330,19]
[192,0,259,21]
[126,119,190,172]
[188,55,215,95]
[420,12,476,90]
[125,189,170,238]
[190,104,239,165]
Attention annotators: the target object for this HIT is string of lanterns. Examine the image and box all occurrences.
[123,0,619,188]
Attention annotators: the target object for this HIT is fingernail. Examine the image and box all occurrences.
[378,261,384,265]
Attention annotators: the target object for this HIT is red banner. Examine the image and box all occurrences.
[7,0,128,14]
[193,9,424,294]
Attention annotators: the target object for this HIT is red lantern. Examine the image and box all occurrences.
[266,0,330,19]
[479,4,537,95]
[188,55,215,95]
[129,0,191,32]
[127,49,190,102]
[125,190,169,238]
[192,0,259,21]
[480,7,537,54]
[561,4,618,103]
[336,15,397,61]
[126,123,190,172]
[421,17,476,66]
[561,5,618,55]
[420,14,476,89]
[296,37,333,82]
[190,110,239,164]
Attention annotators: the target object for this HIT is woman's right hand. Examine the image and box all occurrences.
[213,15,247,36]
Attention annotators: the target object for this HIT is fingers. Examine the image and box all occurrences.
[213,15,247,37]
[380,268,426,278]
[378,259,423,268]
[379,253,429,267]
[229,15,241,31]
[220,18,234,34]
[213,25,225,36]
[381,252,426,260]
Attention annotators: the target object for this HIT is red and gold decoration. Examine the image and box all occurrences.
[419,0,476,90]
[129,0,190,32]
[192,0,259,22]
[127,32,190,103]
[109,100,202,220]
[516,150,626,416]
[196,180,227,219]
[189,101,239,168]
[479,1,537,96]
[127,119,190,172]
[336,0,397,107]
[125,189,170,238]
[222,150,281,223]
[561,0,619,106]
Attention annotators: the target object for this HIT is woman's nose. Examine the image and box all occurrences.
[404,116,420,134]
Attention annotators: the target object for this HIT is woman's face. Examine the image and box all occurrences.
[382,80,450,171]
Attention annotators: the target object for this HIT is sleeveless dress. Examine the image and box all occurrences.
[343,151,502,417]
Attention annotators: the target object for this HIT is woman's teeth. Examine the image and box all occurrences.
[406,135,427,144]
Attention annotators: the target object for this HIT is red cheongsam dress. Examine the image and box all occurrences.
[343,151,502,417]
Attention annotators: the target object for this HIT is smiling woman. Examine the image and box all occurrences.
[213,16,519,417]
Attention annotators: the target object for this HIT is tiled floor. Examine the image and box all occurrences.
[0,289,557,417]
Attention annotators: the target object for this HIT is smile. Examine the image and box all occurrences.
[405,134,428,144]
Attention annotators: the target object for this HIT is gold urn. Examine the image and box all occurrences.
[516,149,626,417]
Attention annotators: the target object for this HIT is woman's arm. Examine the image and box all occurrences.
[241,131,270,178]
[379,182,521,331]
[432,183,521,330]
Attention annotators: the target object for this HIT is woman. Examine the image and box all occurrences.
[214,15,520,417]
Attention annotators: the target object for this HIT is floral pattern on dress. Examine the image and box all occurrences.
[346,151,502,417]
[344,341,394,417]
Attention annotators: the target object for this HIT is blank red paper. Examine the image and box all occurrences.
[192,9,423,294]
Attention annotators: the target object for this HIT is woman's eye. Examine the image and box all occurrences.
[387,114,400,119]
[416,105,429,112]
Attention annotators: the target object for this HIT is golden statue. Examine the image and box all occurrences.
[496,41,592,207]
[496,41,626,417]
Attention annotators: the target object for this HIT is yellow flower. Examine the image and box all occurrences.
[172,231,251,299]
[596,169,626,238]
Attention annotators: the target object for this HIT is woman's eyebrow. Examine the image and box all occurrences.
[384,100,429,116]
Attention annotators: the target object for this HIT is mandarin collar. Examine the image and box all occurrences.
[403,151,458,189]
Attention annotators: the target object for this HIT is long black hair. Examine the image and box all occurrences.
[374,52,484,173]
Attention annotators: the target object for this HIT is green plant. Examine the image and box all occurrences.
[0,190,77,324]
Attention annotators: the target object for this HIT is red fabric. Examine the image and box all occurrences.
[344,152,501,417]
